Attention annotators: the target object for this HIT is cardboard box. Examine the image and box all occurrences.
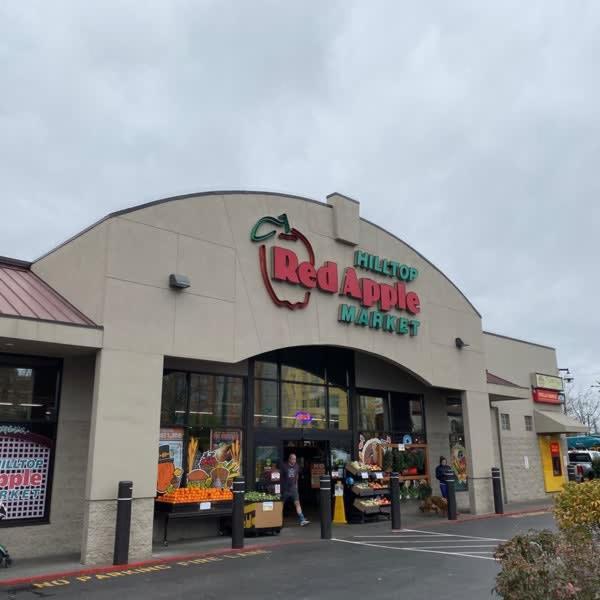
[244,501,283,529]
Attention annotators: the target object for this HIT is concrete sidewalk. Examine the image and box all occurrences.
[0,498,553,583]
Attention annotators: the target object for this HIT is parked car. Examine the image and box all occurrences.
[568,450,600,481]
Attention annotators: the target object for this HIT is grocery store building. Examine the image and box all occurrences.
[0,191,586,564]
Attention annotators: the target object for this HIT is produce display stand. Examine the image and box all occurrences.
[243,500,283,536]
[345,468,391,524]
[154,500,233,546]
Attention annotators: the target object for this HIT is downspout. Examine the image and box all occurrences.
[493,405,509,504]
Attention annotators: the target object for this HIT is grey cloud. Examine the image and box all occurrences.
[0,1,598,390]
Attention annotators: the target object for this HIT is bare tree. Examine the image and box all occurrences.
[565,385,600,434]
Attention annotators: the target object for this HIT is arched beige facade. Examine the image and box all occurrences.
[33,191,487,387]
[28,191,495,563]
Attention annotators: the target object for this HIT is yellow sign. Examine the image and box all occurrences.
[533,373,563,391]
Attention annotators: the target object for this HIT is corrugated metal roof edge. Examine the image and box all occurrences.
[0,258,100,329]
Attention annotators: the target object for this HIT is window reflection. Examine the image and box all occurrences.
[189,374,243,427]
[254,379,278,427]
[328,387,349,430]
[359,395,385,431]
[280,348,325,384]
[281,383,326,429]
[254,360,277,379]
[161,372,187,425]
[0,365,58,421]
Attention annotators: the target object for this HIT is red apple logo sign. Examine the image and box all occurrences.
[250,213,422,338]
[250,214,315,310]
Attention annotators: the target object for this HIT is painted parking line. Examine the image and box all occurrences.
[352,528,507,542]
[333,528,506,561]
[332,538,498,561]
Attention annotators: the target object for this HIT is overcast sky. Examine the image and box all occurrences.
[1,2,599,392]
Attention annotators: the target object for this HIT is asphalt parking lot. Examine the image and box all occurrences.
[1,512,556,600]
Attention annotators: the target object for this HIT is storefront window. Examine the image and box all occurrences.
[161,372,187,426]
[189,374,243,427]
[253,348,351,431]
[281,364,325,385]
[410,399,424,433]
[281,383,327,429]
[0,366,58,422]
[389,393,424,433]
[255,445,280,483]
[280,348,325,384]
[325,359,349,389]
[0,355,60,526]
[328,387,349,430]
[358,395,386,431]
[255,360,277,379]
[254,379,278,427]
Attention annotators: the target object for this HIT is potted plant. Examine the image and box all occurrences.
[402,452,418,476]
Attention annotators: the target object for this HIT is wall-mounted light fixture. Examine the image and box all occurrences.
[169,274,191,289]
[455,337,469,349]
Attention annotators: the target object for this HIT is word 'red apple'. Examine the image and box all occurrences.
[272,247,338,292]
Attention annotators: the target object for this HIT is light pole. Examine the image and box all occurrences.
[558,368,573,415]
[590,383,600,434]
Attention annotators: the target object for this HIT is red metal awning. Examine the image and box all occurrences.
[0,260,96,327]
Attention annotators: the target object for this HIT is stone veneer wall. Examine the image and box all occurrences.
[493,399,546,502]
[1,355,94,560]
[81,498,154,564]
[424,391,470,511]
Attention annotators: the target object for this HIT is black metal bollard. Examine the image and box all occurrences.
[113,480,133,565]
[390,472,402,531]
[492,467,504,514]
[320,475,332,540]
[446,475,457,521]
[232,477,245,549]
[567,464,577,483]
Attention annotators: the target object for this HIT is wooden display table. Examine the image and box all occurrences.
[154,500,233,546]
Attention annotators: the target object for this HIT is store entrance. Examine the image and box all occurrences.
[282,440,329,521]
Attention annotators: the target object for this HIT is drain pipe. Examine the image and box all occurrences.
[493,406,509,504]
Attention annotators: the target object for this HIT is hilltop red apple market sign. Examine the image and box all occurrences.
[250,214,421,337]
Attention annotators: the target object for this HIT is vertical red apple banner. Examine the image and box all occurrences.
[0,429,52,522]
[250,213,315,310]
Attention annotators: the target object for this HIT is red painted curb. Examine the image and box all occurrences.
[0,539,309,587]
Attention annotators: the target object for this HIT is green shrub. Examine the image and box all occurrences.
[554,480,600,532]
[592,458,600,479]
[494,529,600,599]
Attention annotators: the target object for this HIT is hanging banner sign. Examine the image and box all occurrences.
[0,431,52,523]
